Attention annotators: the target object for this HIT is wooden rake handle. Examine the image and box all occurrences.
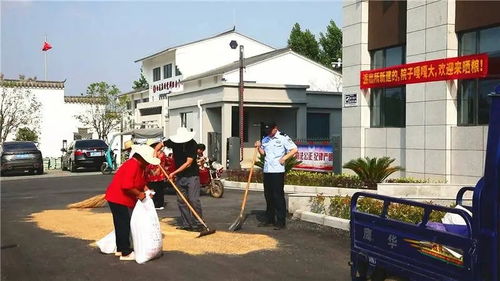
[158,165,208,229]
[238,147,259,216]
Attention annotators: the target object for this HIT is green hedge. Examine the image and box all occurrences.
[224,170,364,189]
[310,194,446,224]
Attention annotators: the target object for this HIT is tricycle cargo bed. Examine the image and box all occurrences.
[350,192,475,281]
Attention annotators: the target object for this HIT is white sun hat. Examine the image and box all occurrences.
[170,127,196,143]
[130,144,160,165]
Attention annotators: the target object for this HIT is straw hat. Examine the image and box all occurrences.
[123,140,133,151]
[130,145,160,165]
[170,127,195,143]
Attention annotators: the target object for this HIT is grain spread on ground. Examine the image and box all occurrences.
[27,209,278,255]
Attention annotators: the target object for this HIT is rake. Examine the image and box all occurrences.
[158,165,216,238]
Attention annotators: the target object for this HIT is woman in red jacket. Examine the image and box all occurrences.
[104,144,160,261]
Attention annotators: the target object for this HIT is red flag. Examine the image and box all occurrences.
[42,41,52,51]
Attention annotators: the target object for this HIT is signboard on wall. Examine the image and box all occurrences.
[294,142,334,172]
[344,93,358,107]
[360,53,489,89]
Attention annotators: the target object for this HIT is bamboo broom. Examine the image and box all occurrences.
[67,194,107,208]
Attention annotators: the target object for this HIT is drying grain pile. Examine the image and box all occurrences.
[28,209,278,255]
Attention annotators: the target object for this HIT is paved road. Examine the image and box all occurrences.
[1,173,351,281]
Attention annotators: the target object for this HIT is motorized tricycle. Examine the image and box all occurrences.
[198,159,224,198]
[349,92,500,280]
[100,128,164,175]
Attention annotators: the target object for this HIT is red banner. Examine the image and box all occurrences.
[360,54,489,89]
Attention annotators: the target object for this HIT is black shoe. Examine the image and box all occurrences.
[258,221,274,227]
[190,225,205,232]
[176,226,192,231]
[273,224,286,230]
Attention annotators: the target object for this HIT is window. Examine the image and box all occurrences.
[134,99,141,108]
[142,98,149,103]
[370,45,406,128]
[164,64,172,79]
[231,107,249,142]
[175,65,182,76]
[153,67,161,82]
[458,26,500,126]
[307,113,330,139]
[126,101,131,110]
[139,107,162,116]
[180,113,187,127]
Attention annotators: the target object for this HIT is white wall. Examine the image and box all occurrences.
[223,52,342,92]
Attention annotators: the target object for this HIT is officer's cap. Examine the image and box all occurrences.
[263,122,277,135]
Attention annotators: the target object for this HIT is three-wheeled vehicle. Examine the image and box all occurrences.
[101,128,164,174]
[350,92,500,281]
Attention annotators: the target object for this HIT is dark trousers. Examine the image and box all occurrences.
[148,180,166,208]
[263,172,286,226]
[108,201,133,256]
[176,176,203,227]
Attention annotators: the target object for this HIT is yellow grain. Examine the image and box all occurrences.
[27,209,278,255]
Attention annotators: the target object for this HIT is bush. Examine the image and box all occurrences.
[311,195,446,224]
[224,169,364,189]
[343,157,404,189]
[386,177,448,184]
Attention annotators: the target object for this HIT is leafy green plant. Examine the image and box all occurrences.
[224,169,364,189]
[386,177,448,184]
[254,154,302,174]
[343,157,404,189]
[310,194,327,214]
[310,195,446,224]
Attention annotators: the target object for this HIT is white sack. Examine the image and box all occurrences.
[130,191,163,264]
[441,205,473,225]
[96,230,116,254]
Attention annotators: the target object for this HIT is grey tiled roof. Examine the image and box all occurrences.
[183,48,291,82]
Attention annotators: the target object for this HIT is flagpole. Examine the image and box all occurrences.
[44,35,47,81]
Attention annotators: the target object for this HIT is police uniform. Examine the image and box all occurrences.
[260,130,297,228]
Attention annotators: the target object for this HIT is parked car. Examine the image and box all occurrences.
[0,141,44,175]
[61,139,108,172]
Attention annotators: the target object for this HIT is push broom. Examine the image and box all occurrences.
[228,147,258,231]
[158,165,216,238]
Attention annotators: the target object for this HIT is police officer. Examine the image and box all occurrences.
[254,122,298,230]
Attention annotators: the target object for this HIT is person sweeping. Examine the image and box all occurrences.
[104,144,160,261]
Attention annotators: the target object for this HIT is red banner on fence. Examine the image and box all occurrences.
[360,54,489,89]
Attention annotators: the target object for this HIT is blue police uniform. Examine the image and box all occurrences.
[261,131,298,173]
[260,130,297,229]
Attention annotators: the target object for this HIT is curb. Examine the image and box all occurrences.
[293,210,350,231]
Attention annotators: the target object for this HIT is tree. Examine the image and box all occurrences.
[74,82,126,140]
[287,23,321,63]
[15,127,38,142]
[0,79,41,143]
[343,157,404,189]
[319,20,342,69]
[132,69,149,90]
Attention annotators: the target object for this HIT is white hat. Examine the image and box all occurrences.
[130,145,160,165]
[146,138,162,147]
[170,127,195,143]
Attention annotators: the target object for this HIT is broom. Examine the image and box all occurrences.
[67,194,107,208]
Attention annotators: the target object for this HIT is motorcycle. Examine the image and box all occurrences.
[198,159,224,198]
[101,148,118,175]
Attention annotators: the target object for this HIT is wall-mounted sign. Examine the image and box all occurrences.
[360,54,489,89]
[344,93,358,107]
[294,143,334,172]
[152,79,183,94]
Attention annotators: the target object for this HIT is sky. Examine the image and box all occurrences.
[1,1,342,96]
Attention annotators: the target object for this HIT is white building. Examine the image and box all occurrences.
[124,28,343,168]
[2,78,105,158]
[342,0,500,183]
